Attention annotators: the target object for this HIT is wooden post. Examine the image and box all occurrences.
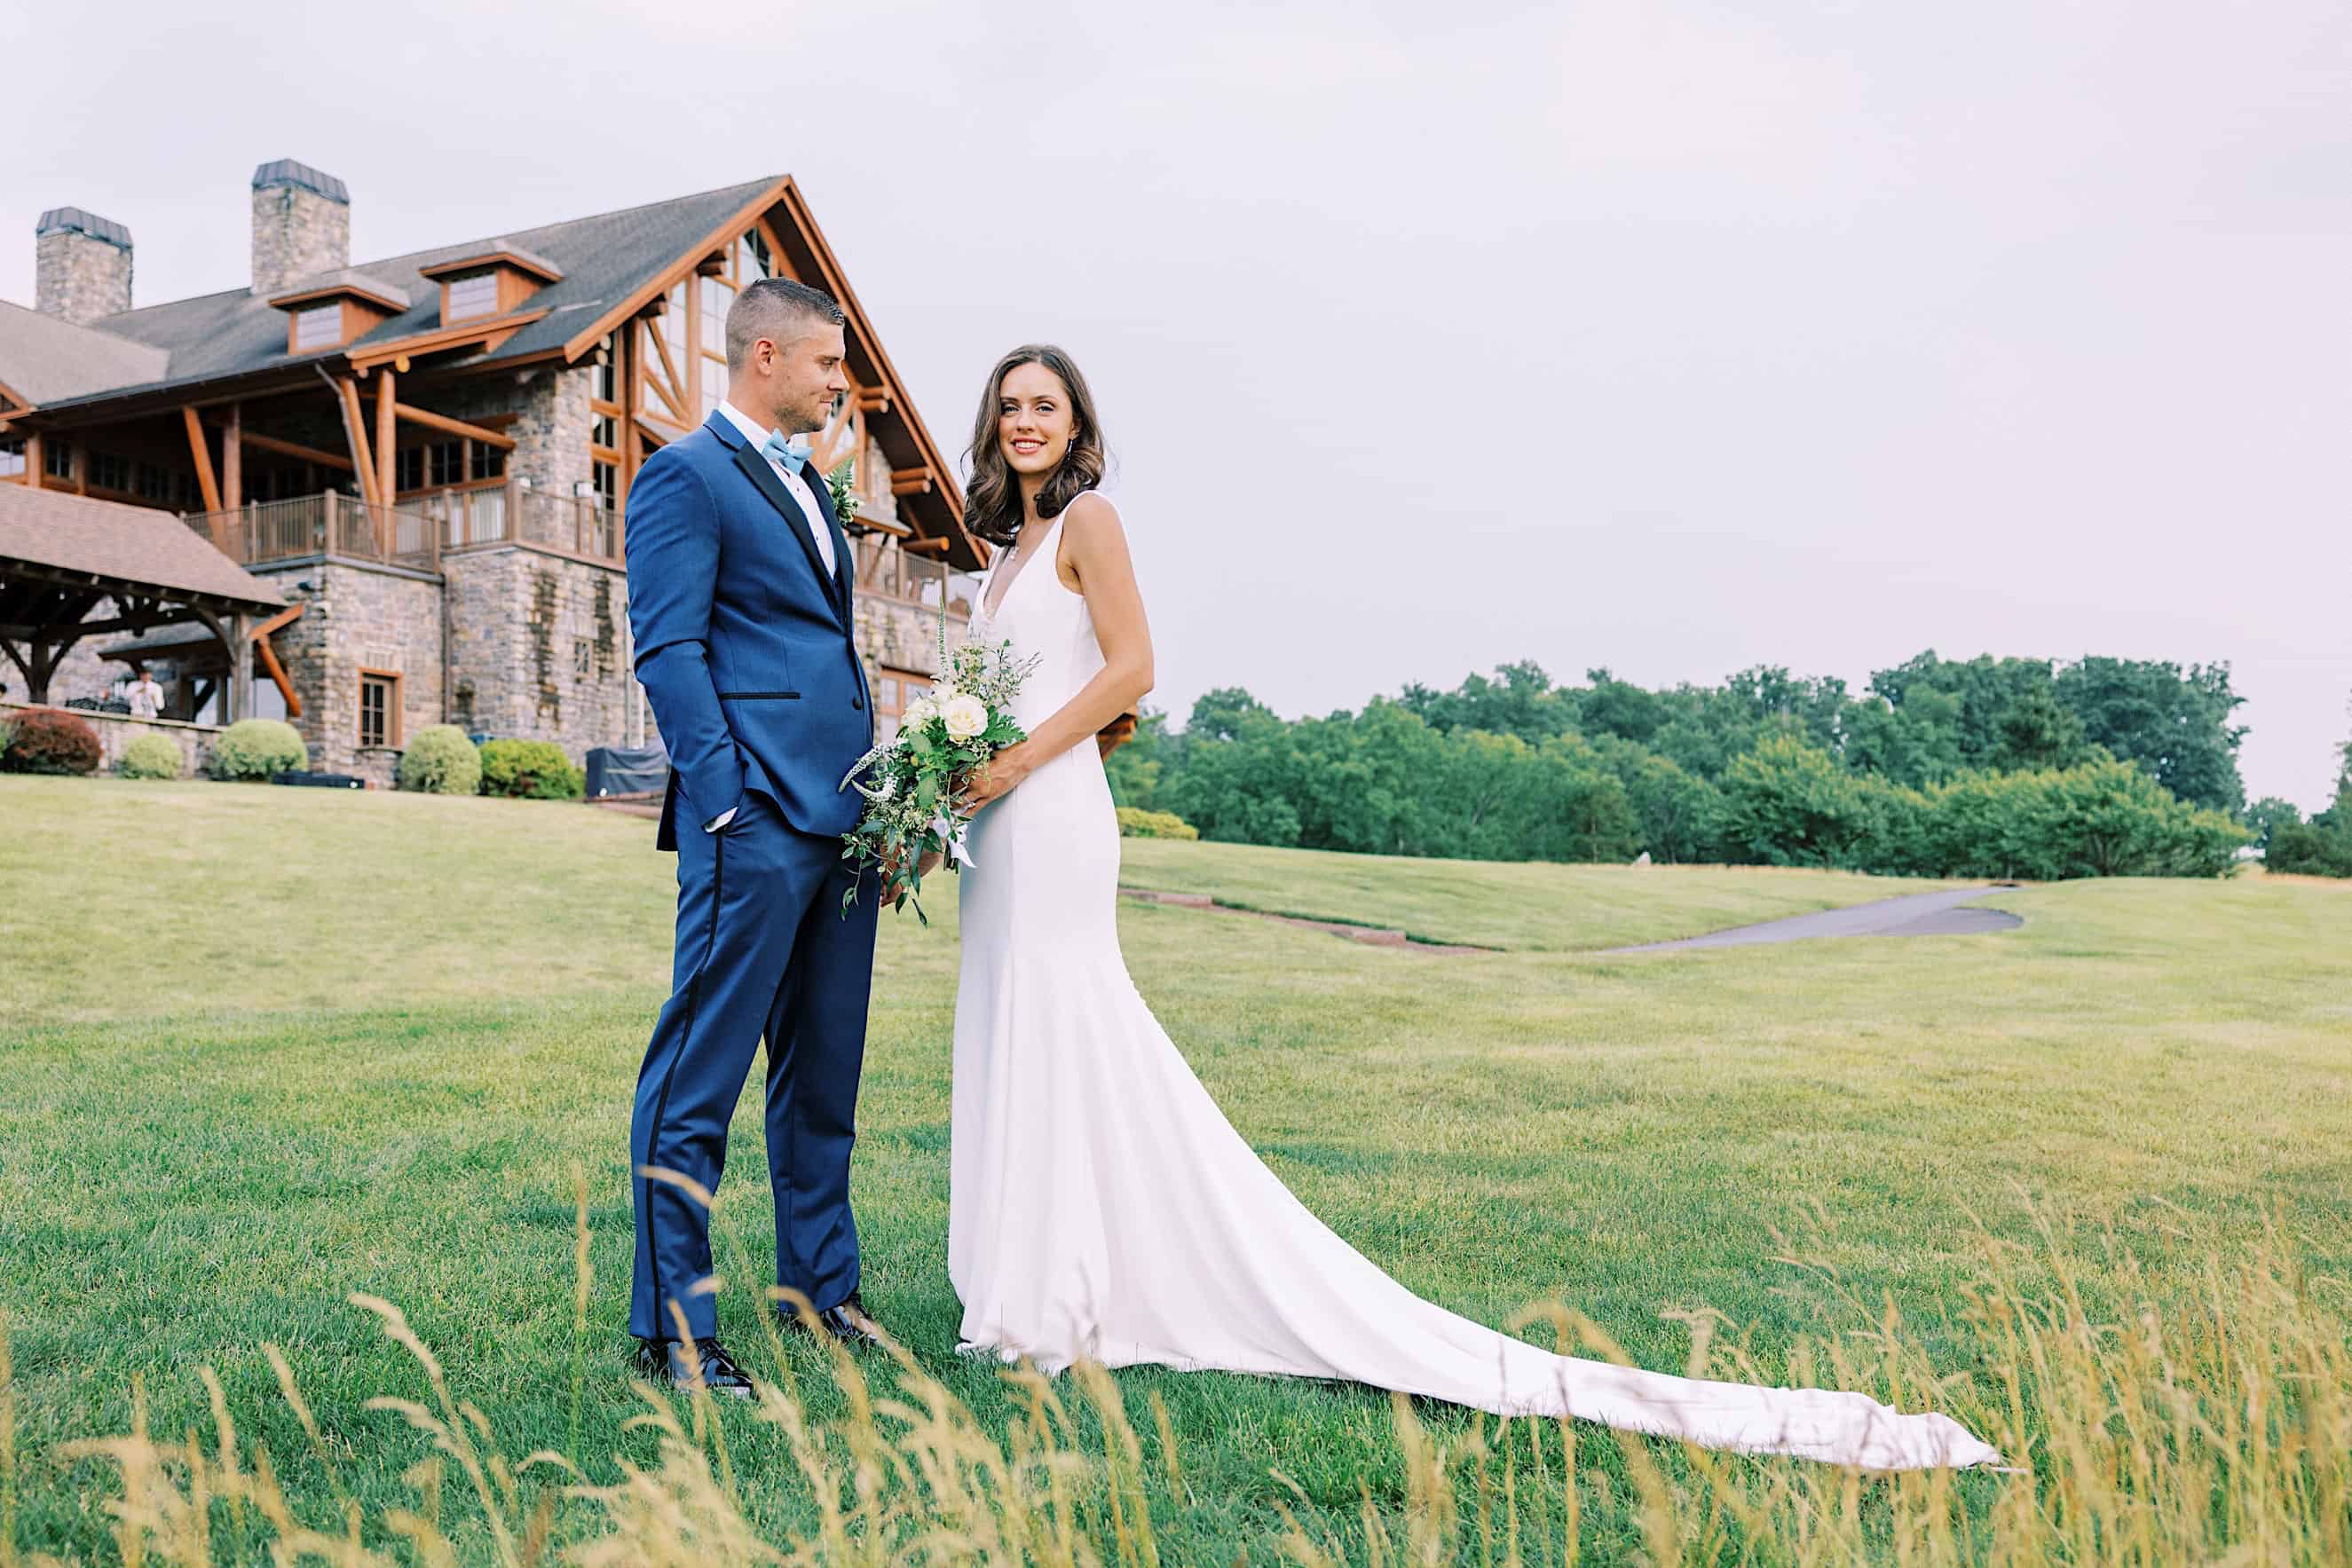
[228,612,249,724]
[223,403,242,508]
[182,406,224,517]
[321,489,338,555]
[23,432,40,491]
[375,369,398,552]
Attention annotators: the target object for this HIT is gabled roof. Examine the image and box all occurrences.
[15,177,777,409]
[0,485,284,610]
[0,300,170,406]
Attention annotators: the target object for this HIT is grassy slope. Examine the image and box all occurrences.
[1116,835,1959,949]
[3,775,2349,1559]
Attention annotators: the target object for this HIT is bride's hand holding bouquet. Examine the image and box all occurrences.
[836,637,1039,921]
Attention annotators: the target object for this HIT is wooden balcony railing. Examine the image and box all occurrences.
[184,485,622,571]
[853,533,982,617]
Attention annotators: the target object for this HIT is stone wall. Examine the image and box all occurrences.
[444,546,635,758]
[254,559,442,784]
[1,699,221,776]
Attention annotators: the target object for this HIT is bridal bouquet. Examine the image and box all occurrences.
[837,635,1038,921]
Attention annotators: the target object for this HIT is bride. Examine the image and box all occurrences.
[939,344,1997,1470]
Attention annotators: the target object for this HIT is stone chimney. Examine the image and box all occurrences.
[250,159,351,296]
[35,208,133,324]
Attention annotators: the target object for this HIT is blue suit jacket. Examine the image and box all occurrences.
[625,410,872,849]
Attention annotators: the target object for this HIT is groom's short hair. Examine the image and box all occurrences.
[726,279,845,370]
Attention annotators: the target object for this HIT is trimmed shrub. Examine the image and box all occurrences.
[118,735,185,781]
[210,719,308,782]
[0,706,102,776]
[1117,806,1200,840]
[478,738,584,800]
[2267,818,2352,878]
[399,725,483,795]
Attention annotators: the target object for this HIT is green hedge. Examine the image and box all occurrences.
[479,738,583,800]
[1117,806,1199,840]
[210,719,307,782]
[118,735,184,781]
[1719,739,2245,879]
[2267,818,2352,878]
[398,726,482,795]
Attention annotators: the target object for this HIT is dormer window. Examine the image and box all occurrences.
[292,303,342,352]
[446,270,498,321]
[420,243,564,326]
[268,271,409,356]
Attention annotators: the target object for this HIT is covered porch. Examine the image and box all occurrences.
[0,484,295,721]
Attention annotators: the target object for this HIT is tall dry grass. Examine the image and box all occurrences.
[12,1185,2348,1565]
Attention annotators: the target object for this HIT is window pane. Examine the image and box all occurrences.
[702,278,733,357]
[471,445,505,481]
[0,438,23,478]
[446,271,498,320]
[293,304,340,351]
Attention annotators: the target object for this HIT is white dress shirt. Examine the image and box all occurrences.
[703,402,836,832]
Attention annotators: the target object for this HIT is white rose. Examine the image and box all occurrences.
[901,697,938,729]
[942,693,989,740]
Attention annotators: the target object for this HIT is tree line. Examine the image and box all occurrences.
[1101,652,2352,879]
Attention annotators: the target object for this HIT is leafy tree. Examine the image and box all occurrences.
[1718,737,1879,868]
[2242,796,2301,852]
[1103,706,1172,810]
[2054,657,2246,814]
[1396,660,1575,743]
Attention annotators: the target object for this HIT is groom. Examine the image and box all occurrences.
[623,276,885,1393]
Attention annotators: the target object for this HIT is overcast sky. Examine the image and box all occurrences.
[12,0,2348,809]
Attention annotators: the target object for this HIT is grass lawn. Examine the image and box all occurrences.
[3,773,2349,1563]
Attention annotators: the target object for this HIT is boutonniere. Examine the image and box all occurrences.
[826,459,860,524]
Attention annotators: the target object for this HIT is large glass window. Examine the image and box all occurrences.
[44,439,72,478]
[446,271,497,320]
[395,447,425,492]
[470,444,505,482]
[90,451,130,492]
[293,304,341,352]
[428,439,465,487]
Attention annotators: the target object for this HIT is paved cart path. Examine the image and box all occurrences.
[1605,885,2021,954]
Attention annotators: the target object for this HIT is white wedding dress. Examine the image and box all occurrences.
[946,510,1998,1470]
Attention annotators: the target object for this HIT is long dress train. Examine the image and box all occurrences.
[946,510,1997,1470]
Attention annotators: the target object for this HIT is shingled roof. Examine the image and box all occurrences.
[0,300,171,406]
[12,177,777,410]
[0,484,284,610]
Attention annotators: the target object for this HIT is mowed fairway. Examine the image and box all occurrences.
[3,774,2349,1562]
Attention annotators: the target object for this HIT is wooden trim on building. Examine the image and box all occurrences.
[391,402,518,451]
[180,406,224,515]
[346,308,552,373]
[561,177,795,364]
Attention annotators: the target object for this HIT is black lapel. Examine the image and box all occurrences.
[730,443,849,634]
[804,467,856,620]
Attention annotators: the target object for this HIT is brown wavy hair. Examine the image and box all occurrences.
[963,344,1107,547]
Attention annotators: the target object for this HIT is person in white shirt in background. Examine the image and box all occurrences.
[125,666,165,721]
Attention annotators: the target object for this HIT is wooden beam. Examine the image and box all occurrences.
[222,402,242,508]
[900,535,951,554]
[24,432,41,492]
[391,402,518,451]
[890,467,935,496]
[181,406,224,515]
[345,307,552,373]
[221,429,352,470]
[252,603,305,719]
[645,319,691,422]
[335,376,380,508]
[754,217,798,283]
[375,369,398,512]
[560,177,794,362]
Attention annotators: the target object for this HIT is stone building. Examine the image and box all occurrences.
[1,162,982,784]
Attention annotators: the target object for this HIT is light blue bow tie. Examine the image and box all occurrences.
[760,430,811,477]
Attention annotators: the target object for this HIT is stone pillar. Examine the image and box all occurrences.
[35,208,133,324]
[511,365,594,500]
[250,160,351,296]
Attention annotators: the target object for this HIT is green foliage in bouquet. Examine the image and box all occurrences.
[478,737,582,800]
[210,719,307,782]
[398,725,483,795]
[118,734,184,780]
[1116,806,1198,839]
[839,637,1039,922]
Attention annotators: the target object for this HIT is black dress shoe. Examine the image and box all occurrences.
[634,1336,758,1398]
[785,1291,888,1348]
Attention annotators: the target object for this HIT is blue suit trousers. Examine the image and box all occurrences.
[628,789,881,1342]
